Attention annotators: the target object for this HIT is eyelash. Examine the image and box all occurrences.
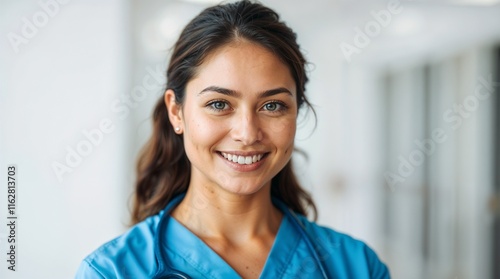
[206,99,230,112]
[262,101,288,113]
[205,100,289,113]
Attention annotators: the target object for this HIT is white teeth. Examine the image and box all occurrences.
[238,156,245,164]
[220,152,265,165]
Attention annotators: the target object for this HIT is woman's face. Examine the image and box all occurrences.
[167,40,297,195]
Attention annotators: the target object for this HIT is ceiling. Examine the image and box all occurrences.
[135,0,500,67]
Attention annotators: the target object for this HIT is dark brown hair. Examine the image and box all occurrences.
[132,0,317,224]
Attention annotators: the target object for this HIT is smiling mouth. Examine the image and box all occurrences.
[219,152,267,165]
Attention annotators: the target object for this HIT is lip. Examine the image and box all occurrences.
[216,151,269,172]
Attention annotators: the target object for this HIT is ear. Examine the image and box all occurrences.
[164,89,183,133]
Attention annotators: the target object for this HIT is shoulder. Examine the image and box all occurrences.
[296,215,391,279]
[75,211,163,279]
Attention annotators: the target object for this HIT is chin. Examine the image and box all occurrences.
[219,181,268,196]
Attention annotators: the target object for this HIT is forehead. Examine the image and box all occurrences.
[187,41,296,95]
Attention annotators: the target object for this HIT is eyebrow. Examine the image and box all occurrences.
[198,86,292,98]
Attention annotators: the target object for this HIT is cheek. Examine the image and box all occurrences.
[269,116,293,133]
[266,117,296,149]
[184,110,227,150]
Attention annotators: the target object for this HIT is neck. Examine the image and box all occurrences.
[171,183,282,244]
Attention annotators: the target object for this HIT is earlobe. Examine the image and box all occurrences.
[164,89,183,133]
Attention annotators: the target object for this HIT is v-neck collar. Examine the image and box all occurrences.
[260,212,302,278]
[161,209,301,278]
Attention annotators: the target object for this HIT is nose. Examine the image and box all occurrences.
[231,110,263,145]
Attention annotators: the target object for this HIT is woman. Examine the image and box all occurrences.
[76,1,390,278]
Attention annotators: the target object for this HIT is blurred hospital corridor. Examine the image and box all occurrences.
[1,0,500,278]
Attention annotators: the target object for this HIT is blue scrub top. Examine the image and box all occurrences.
[75,197,390,279]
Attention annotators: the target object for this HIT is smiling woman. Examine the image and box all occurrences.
[75,1,390,278]
[165,41,298,197]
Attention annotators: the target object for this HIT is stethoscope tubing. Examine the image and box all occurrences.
[152,194,328,279]
[153,194,189,279]
[284,207,329,279]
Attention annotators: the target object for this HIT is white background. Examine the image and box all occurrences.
[1,0,499,278]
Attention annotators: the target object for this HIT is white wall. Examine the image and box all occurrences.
[1,0,499,278]
[0,0,131,278]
